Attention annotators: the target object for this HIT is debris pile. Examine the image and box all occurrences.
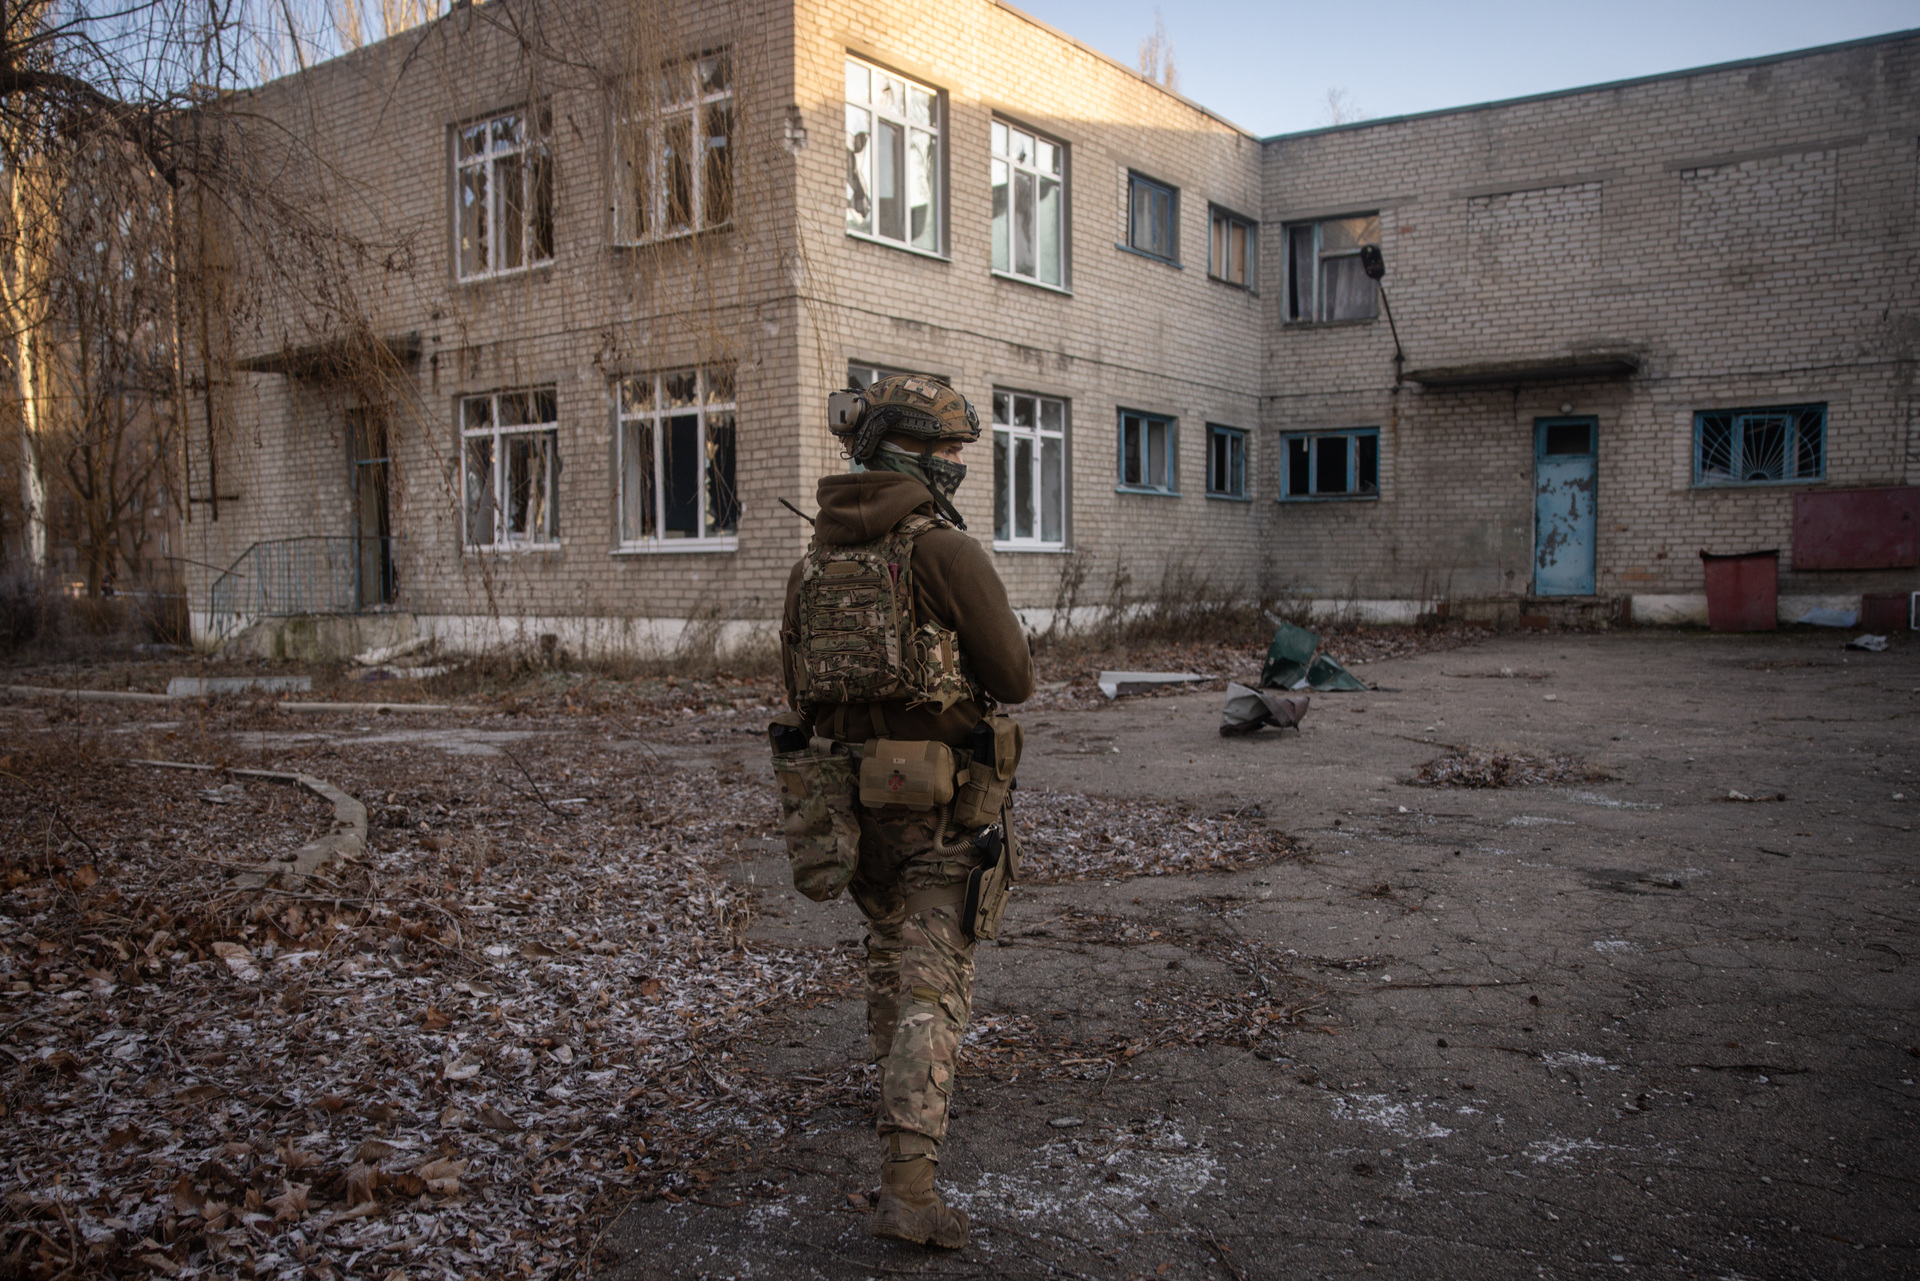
[1413,745,1610,789]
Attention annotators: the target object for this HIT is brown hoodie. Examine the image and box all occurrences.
[783,471,1035,745]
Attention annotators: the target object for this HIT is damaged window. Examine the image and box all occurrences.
[1207,424,1247,498]
[462,389,559,548]
[1118,410,1177,495]
[1281,428,1378,500]
[616,366,738,549]
[613,51,733,244]
[1285,214,1378,322]
[994,389,1067,550]
[1693,404,1824,486]
[992,120,1067,288]
[846,57,942,254]
[456,107,553,279]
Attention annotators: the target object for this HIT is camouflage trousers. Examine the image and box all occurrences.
[847,803,978,1162]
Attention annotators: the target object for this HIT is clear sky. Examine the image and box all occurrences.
[1009,0,1919,136]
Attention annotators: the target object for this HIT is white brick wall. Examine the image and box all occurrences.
[182,11,1920,642]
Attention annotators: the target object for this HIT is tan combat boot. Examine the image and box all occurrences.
[870,1155,968,1249]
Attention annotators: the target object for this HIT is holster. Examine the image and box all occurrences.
[901,816,1020,942]
[952,714,1023,828]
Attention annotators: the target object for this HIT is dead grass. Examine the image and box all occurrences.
[1412,744,1613,788]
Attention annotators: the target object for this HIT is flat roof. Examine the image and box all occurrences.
[1261,26,1920,144]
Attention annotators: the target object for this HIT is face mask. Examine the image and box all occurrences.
[918,453,967,501]
[875,442,968,527]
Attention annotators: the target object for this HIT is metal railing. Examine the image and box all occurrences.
[207,536,396,640]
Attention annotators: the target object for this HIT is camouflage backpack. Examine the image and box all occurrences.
[790,514,974,714]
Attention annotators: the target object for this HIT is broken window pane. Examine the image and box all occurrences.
[848,58,942,253]
[1315,436,1350,494]
[464,435,495,546]
[1282,429,1379,500]
[614,366,740,545]
[615,52,736,244]
[456,107,552,276]
[994,430,1011,541]
[1209,425,1246,497]
[621,417,654,543]
[846,104,872,233]
[706,413,738,536]
[991,157,1010,272]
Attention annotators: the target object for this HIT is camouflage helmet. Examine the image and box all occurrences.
[828,374,981,462]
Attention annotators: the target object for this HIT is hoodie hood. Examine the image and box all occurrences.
[813,471,939,545]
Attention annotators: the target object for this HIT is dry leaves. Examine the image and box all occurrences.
[1018,791,1301,882]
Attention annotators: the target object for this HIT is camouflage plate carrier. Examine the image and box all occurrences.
[788,513,976,717]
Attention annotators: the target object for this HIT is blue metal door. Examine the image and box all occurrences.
[1534,418,1597,596]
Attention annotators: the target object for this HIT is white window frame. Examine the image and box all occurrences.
[991,119,1067,290]
[613,51,732,245]
[1117,409,1178,495]
[1209,205,1256,290]
[461,389,560,550]
[1126,172,1178,263]
[1207,424,1248,499]
[1285,214,1380,323]
[844,56,944,256]
[455,107,553,281]
[614,366,739,553]
[1280,428,1380,501]
[993,389,1068,551]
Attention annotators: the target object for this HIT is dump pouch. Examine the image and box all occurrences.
[951,714,1024,829]
[771,742,861,902]
[858,738,956,810]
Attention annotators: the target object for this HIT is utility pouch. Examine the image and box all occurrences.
[961,821,1019,942]
[858,739,955,810]
[951,715,1024,829]
[771,735,860,902]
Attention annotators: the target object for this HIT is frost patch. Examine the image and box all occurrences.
[1541,1051,1617,1070]
[1329,1094,1453,1140]
[1526,1136,1608,1164]
[1506,815,1575,827]
[1592,939,1639,954]
[946,1123,1216,1231]
[1556,790,1660,811]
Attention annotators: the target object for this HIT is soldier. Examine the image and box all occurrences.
[780,375,1034,1248]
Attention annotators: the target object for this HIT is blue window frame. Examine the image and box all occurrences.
[1281,428,1378,500]
[1693,404,1825,486]
[1207,424,1247,498]
[1126,173,1177,262]
[1118,410,1177,494]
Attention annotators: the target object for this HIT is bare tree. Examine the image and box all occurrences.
[1319,87,1368,126]
[1137,8,1178,94]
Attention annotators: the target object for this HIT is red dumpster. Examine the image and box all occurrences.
[1699,550,1778,632]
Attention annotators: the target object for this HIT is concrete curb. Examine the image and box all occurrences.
[6,685,478,714]
[128,759,368,889]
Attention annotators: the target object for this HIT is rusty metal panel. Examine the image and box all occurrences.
[1792,487,1920,570]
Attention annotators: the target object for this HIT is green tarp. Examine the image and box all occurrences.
[1259,621,1368,692]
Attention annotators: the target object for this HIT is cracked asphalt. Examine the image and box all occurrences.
[600,628,1920,1279]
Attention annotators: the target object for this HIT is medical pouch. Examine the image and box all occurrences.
[858,738,956,810]
[772,747,860,901]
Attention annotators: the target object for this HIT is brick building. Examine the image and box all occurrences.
[181,4,1920,655]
